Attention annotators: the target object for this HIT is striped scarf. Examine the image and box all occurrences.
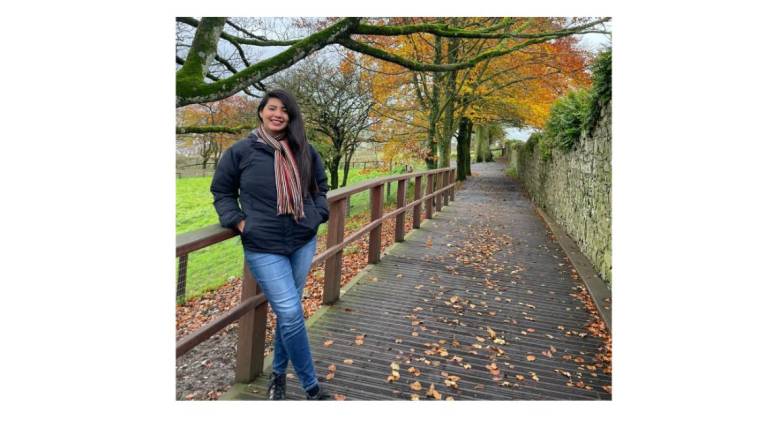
[255,125,305,222]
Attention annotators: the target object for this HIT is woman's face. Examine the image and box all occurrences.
[259,97,289,135]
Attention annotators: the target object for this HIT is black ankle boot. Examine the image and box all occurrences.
[306,383,332,400]
[267,372,286,400]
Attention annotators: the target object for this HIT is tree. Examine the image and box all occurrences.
[175,17,610,107]
[358,17,599,177]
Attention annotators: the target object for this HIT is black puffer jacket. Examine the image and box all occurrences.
[210,133,330,255]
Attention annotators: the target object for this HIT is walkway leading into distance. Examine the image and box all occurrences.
[226,161,612,400]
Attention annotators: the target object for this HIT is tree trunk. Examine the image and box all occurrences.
[328,155,342,189]
[475,124,484,163]
[341,151,354,187]
[456,116,473,181]
[425,35,443,170]
[464,119,472,176]
[439,38,458,168]
[485,129,494,162]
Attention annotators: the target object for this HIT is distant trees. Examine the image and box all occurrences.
[176,95,259,168]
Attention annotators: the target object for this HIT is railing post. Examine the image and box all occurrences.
[324,197,347,305]
[436,171,442,208]
[369,184,384,264]
[413,175,422,228]
[235,261,267,383]
[395,179,406,242]
[425,173,434,219]
[176,254,188,303]
[443,170,450,206]
[450,168,456,201]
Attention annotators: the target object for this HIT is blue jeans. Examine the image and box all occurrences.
[244,236,318,392]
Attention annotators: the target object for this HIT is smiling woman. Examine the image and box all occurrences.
[210,88,332,400]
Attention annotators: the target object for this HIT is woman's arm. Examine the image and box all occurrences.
[310,145,330,223]
[210,147,246,230]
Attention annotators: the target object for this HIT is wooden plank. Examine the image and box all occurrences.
[176,225,237,257]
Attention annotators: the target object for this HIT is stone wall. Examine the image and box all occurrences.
[517,101,612,285]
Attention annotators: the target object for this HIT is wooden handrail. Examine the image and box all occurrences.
[176,166,458,383]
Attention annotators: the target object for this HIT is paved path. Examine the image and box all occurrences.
[228,161,612,400]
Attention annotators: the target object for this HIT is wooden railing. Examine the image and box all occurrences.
[176,166,457,383]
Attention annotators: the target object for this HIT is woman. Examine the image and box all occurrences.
[211,89,331,400]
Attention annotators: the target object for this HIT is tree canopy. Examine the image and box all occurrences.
[175,17,610,107]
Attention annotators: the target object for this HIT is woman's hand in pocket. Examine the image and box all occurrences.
[237,219,245,233]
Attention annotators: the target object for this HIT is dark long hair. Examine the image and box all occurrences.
[257,89,316,197]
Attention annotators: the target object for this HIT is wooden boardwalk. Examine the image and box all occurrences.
[226,161,612,400]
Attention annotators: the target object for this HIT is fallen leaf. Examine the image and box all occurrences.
[487,326,497,339]
[343,359,354,365]
[526,355,536,361]
[411,332,419,337]
[390,362,400,371]
[407,367,422,376]
[326,372,335,381]
[323,340,334,347]
[328,364,337,372]
[426,383,442,400]
[410,381,422,391]
[355,335,366,345]
[515,374,525,381]
[410,394,420,401]
[445,396,455,400]
[334,394,346,401]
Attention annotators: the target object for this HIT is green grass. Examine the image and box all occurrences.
[176,163,426,302]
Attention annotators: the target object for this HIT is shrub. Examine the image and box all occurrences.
[585,49,612,135]
[544,88,591,151]
[539,48,611,153]
[523,132,541,155]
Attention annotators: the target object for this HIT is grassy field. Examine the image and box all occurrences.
[176,164,426,302]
